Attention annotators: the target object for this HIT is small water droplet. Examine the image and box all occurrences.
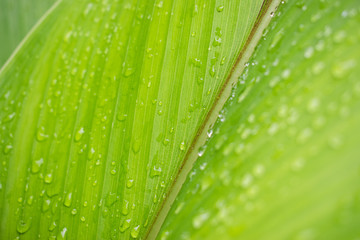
[328,136,343,149]
[179,142,186,151]
[241,173,253,188]
[36,127,49,142]
[331,59,356,79]
[304,47,314,59]
[123,67,135,77]
[150,166,162,177]
[75,127,85,142]
[44,172,53,184]
[307,98,320,113]
[216,5,224,12]
[292,158,306,171]
[132,140,141,153]
[126,179,134,188]
[191,58,202,67]
[253,164,265,177]
[117,113,127,121]
[2,112,15,123]
[192,212,209,229]
[60,227,67,238]
[3,144,13,154]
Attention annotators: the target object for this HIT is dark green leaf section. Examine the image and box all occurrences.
[0,0,263,239]
[159,0,360,239]
[0,0,56,66]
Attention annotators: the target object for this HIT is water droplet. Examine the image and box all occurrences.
[333,30,347,43]
[48,221,56,231]
[253,164,265,177]
[331,59,356,79]
[163,138,170,146]
[27,195,34,205]
[36,126,49,142]
[269,28,284,50]
[297,128,313,143]
[2,112,15,123]
[71,209,77,215]
[31,158,44,173]
[197,145,206,157]
[83,3,93,16]
[292,158,306,171]
[123,67,135,77]
[75,127,85,142]
[312,61,325,75]
[3,144,13,154]
[88,147,95,160]
[131,225,140,238]
[268,123,279,135]
[179,142,186,151]
[126,179,134,188]
[192,58,202,67]
[60,227,67,238]
[174,202,185,215]
[212,36,222,47]
[44,172,53,184]
[304,47,314,59]
[192,212,209,229]
[132,140,141,153]
[216,5,224,12]
[117,113,127,121]
[241,173,253,188]
[328,136,343,149]
[42,199,51,212]
[120,219,131,232]
[150,166,162,177]
[209,65,216,77]
[64,192,72,207]
[307,98,320,113]
[80,216,86,222]
[17,218,32,233]
[122,200,129,215]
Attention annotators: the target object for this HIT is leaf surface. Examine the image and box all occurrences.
[0,0,265,239]
[0,0,56,66]
[159,0,360,239]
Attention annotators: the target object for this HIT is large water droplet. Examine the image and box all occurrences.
[17,218,32,234]
[122,200,129,215]
[64,192,73,207]
[119,219,131,232]
[31,158,44,173]
[131,225,140,238]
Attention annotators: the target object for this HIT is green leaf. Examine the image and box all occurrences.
[159,0,360,239]
[0,0,56,66]
[0,0,265,239]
